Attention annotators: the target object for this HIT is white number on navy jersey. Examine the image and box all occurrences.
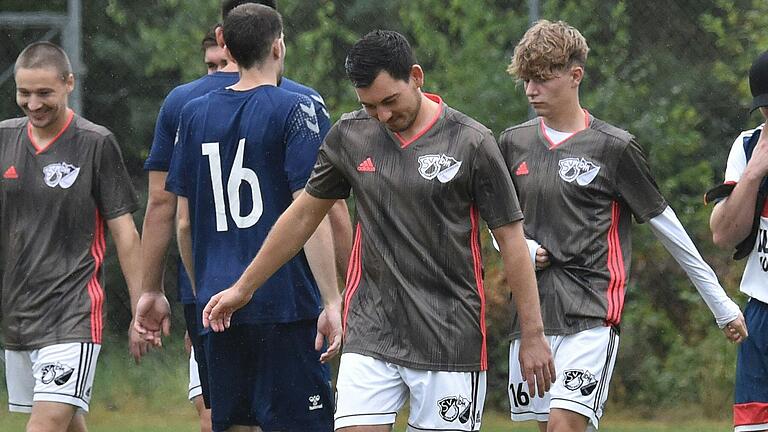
[202,139,263,232]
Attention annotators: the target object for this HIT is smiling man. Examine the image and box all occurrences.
[202,29,554,432]
[0,42,142,432]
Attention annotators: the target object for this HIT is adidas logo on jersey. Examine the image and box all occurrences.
[3,165,18,179]
[515,161,529,176]
[417,154,462,183]
[357,157,376,172]
[558,157,600,186]
[43,162,80,189]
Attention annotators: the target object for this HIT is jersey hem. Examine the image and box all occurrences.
[342,347,484,372]
[486,212,525,230]
[101,203,140,220]
[509,319,608,339]
[305,183,350,200]
[2,337,102,352]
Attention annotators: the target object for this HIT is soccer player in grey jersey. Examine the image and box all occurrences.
[0,42,142,432]
[499,20,748,432]
[203,30,555,432]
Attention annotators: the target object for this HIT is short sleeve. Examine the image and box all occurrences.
[283,95,324,192]
[164,105,194,197]
[305,122,351,199]
[472,131,523,229]
[614,139,667,223]
[95,133,139,220]
[144,93,179,172]
[724,132,749,183]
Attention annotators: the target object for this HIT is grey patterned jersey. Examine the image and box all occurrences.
[0,114,138,350]
[306,95,523,371]
[499,114,667,338]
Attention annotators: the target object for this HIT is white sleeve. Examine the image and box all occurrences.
[489,229,540,267]
[648,206,741,328]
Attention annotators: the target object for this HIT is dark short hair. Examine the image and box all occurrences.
[14,41,72,80]
[345,30,417,88]
[221,0,277,19]
[202,24,221,51]
[223,3,282,69]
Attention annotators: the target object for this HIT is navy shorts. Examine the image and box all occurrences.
[203,319,333,432]
[734,298,768,431]
[184,303,210,408]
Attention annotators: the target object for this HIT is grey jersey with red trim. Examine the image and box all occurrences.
[306,98,523,372]
[0,115,138,350]
[499,115,667,338]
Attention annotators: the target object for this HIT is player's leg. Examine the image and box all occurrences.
[733,298,768,432]
[27,401,78,432]
[66,412,87,432]
[335,353,408,431]
[8,343,100,432]
[185,303,212,432]
[510,327,618,432]
[403,367,486,432]
[508,335,557,429]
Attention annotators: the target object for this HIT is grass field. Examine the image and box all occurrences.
[0,408,733,431]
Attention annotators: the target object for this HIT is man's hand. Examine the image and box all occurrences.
[134,292,171,346]
[128,321,150,364]
[722,312,748,343]
[202,286,253,332]
[518,332,556,398]
[745,127,768,180]
[534,247,550,271]
[316,302,343,363]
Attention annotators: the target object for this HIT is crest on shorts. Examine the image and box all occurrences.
[563,369,598,396]
[41,362,75,386]
[42,162,80,189]
[437,395,472,424]
[308,394,323,411]
[558,157,600,186]
[418,154,462,183]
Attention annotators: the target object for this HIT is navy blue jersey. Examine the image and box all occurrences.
[145,72,330,304]
[165,85,324,326]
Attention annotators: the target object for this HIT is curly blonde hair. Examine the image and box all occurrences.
[508,20,589,81]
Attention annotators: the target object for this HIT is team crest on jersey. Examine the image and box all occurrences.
[558,157,600,186]
[437,395,472,423]
[43,162,80,189]
[563,369,598,396]
[41,362,75,386]
[418,154,462,183]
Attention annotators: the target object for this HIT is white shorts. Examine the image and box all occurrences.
[5,343,101,413]
[334,353,486,431]
[509,326,619,430]
[188,347,202,401]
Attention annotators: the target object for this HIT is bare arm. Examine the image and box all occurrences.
[133,171,173,347]
[204,192,337,330]
[328,199,353,282]
[293,190,343,362]
[140,171,177,294]
[711,130,768,248]
[492,221,555,398]
[106,213,149,362]
[176,196,195,294]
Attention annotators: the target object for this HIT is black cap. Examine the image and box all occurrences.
[749,51,768,112]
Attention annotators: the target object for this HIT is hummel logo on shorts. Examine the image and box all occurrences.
[357,157,376,172]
